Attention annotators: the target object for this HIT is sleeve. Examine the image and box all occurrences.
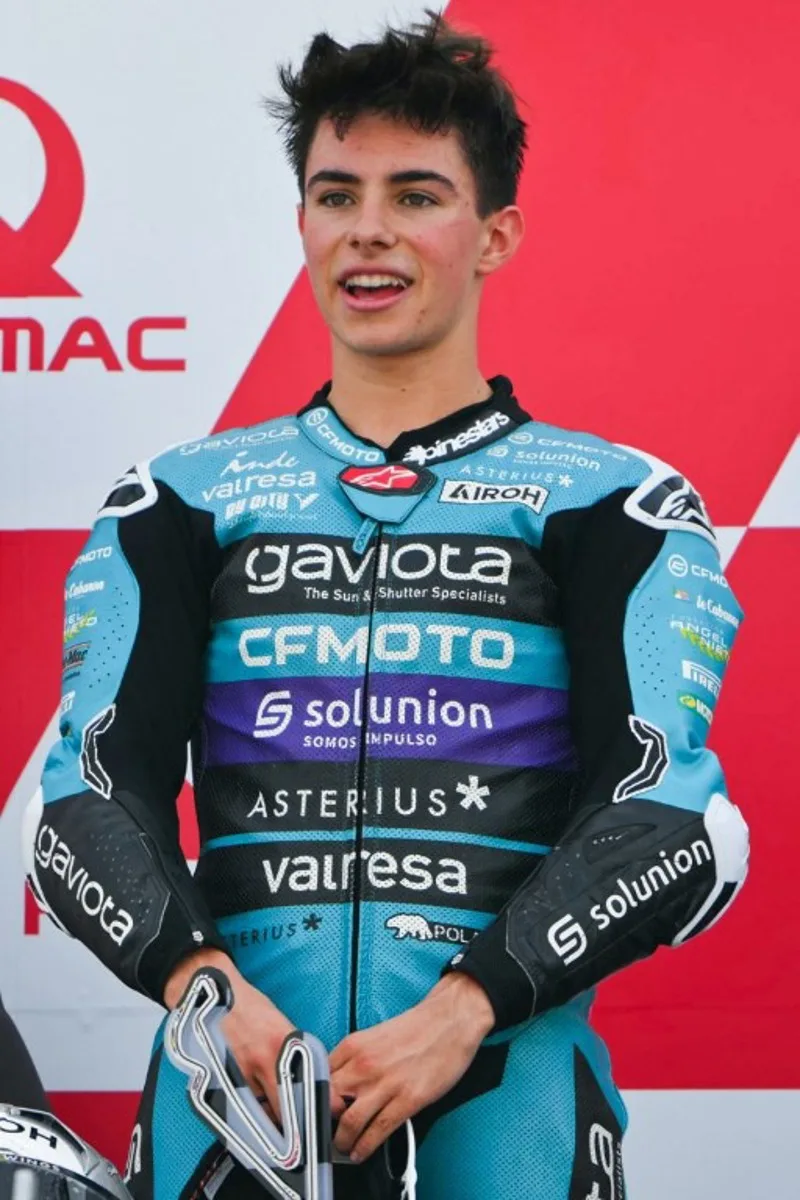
[449,470,750,1031]
[22,461,230,1006]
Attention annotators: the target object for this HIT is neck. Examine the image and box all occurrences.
[327,324,490,448]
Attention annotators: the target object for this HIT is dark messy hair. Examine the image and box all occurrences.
[267,10,527,217]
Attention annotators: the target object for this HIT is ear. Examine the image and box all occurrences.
[475,206,525,278]
[297,202,306,235]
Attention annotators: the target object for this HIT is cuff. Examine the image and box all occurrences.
[444,919,536,1032]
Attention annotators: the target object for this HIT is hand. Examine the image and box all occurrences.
[329,972,494,1163]
[163,949,295,1121]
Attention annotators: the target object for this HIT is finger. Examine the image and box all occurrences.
[333,1088,386,1157]
[262,1099,279,1125]
[350,1097,410,1165]
[328,1036,357,1073]
[330,1063,361,1101]
[252,1073,281,1129]
[330,1049,375,1098]
[329,1087,350,1120]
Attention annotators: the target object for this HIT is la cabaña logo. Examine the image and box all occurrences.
[0,78,187,372]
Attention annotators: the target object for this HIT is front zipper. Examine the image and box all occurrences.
[348,521,383,1032]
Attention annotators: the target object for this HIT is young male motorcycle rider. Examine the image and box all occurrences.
[26,14,749,1199]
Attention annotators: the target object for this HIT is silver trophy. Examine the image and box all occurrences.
[164,968,334,1200]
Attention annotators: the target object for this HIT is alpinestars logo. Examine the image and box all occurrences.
[403,411,511,465]
[340,465,424,491]
[623,457,716,546]
[98,462,159,518]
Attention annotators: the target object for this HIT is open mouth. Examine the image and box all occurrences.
[339,273,411,302]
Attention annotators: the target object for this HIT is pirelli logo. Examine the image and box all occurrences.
[439,479,549,514]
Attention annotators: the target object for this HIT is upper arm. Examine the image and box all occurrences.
[46,461,219,823]
[550,481,741,821]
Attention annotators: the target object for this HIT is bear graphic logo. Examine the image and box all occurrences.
[385,914,434,941]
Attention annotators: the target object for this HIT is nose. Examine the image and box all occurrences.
[345,196,398,251]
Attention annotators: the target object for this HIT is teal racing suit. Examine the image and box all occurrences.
[26,377,749,1199]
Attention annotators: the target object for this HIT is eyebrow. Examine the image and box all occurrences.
[305,168,457,194]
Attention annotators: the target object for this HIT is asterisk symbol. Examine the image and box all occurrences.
[302,913,322,932]
[456,776,491,812]
[559,474,573,487]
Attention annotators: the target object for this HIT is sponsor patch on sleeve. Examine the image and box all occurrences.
[98,462,158,518]
[620,448,716,545]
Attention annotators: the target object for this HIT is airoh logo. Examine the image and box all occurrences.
[439,479,549,514]
[244,539,513,596]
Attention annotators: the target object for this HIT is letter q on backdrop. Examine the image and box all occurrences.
[0,2,797,1196]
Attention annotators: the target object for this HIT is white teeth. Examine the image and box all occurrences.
[343,274,409,290]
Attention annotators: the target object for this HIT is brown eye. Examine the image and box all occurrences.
[399,192,437,207]
[319,192,353,208]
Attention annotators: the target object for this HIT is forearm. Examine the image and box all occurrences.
[25,785,228,1005]
[424,968,495,1040]
[452,790,749,1030]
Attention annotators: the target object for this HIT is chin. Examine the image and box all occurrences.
[336,325,438,359]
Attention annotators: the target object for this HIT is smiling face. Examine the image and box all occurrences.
[299,113,522,361]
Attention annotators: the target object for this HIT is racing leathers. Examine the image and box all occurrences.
[26,377,749,1200]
